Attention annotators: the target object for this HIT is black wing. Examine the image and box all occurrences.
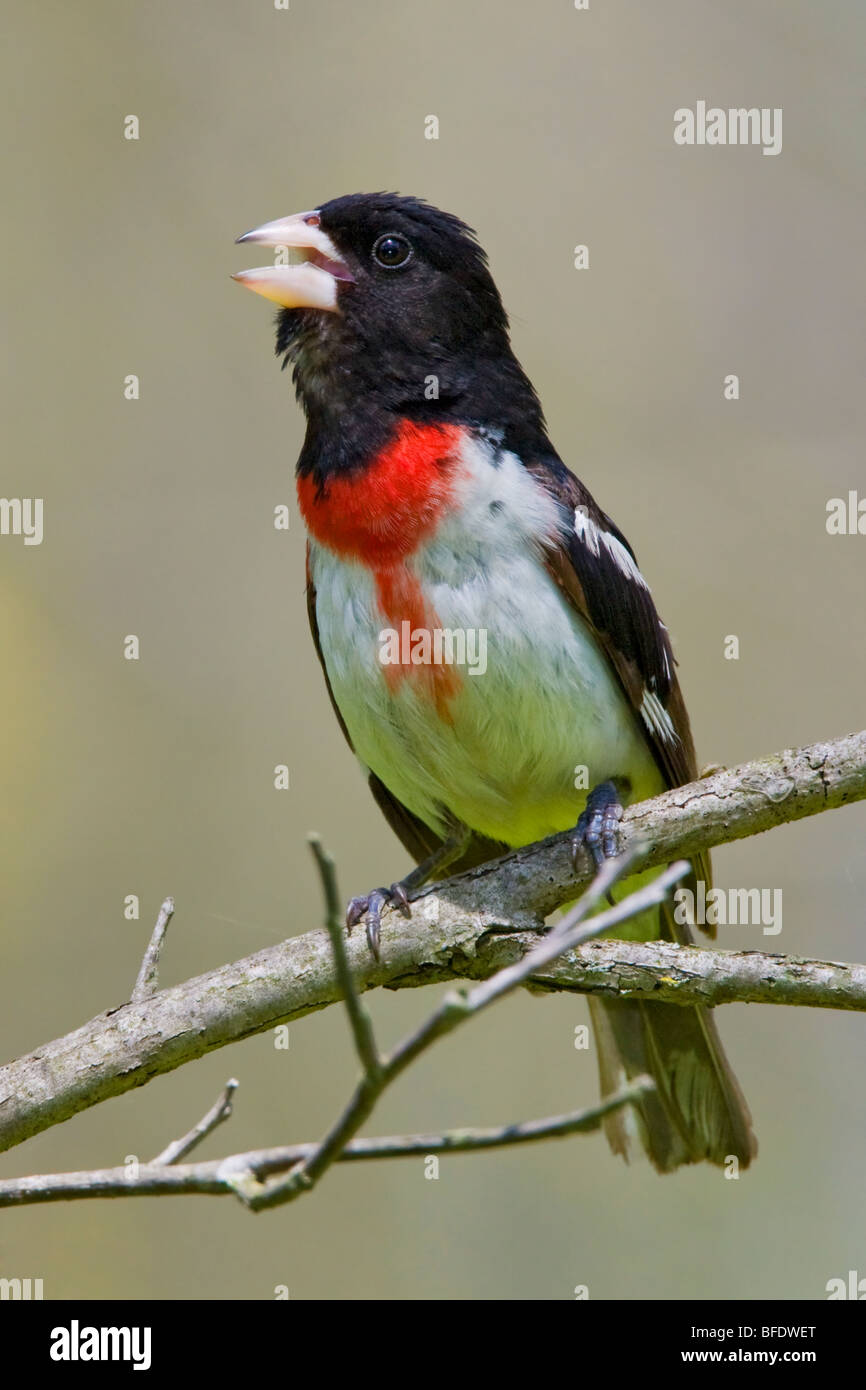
[524,455,712,906]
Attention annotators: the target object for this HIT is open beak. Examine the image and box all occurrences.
[232,211,353,311]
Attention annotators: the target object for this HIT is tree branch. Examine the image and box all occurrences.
[152,1079,238,1165]
[0,729,863,1157]
[2,854,670,1210]
[308,834,382,1083]
[240,854,685,1211]
[131,896,175,1003]
[0,1078,654,1208]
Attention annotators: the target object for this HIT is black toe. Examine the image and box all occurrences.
[572,780,624,873]
[345,881,414,960]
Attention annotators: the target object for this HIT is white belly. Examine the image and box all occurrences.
[308,437,663,847]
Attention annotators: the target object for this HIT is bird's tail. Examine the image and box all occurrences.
[584,855,756,1171]
[588,986,756,1172]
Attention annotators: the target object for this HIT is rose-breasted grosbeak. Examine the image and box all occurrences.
[234,192,756,1172]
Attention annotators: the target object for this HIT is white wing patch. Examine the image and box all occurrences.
[640,687,679,746]
[573,507,650,590]
[658,624,673,683]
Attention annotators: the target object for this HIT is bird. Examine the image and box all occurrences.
[233,192,756,1173]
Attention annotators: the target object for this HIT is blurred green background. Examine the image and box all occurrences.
[1,0,864,1300]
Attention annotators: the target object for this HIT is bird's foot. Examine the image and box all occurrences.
[346,881,413,960]
[571,780,624,902]
[346,829,472,961]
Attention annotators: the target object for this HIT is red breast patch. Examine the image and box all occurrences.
[374,564,461,715]
[300,420,467,717]
[296,419,465,566]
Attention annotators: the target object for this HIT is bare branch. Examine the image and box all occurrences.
[152,1079,238,1166]
[0,1081,655,1209]
[0,729,863,1157]
[243,857,685,1211]
[513,938,866,1011]
[131,896,175,1003]
[382,857,685,1084]
[308,834,381,1083]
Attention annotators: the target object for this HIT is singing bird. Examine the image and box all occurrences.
[234,193,756,1172]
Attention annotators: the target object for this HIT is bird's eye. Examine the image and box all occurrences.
[372,233,413,269]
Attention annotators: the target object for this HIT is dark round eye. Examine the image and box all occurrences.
[372,233,413,269]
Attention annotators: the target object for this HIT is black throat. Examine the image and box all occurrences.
[277,307,553,489]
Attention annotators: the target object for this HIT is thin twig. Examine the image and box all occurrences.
[383,861,689,1083]
[244,861,687,1211]
[308,834,381,1082]
[131,896,175,1003]
[549,843,643,935]
[152,1079,239,1166]
[0,1078,654,1208]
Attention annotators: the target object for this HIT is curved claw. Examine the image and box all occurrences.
[345,881,414,961]
[389,881,412,915]
[345,895,371,932]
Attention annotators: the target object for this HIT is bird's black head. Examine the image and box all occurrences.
[234,192,548,477]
